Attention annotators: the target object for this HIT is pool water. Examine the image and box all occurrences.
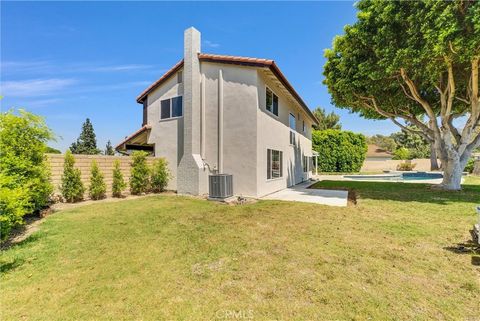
[344,172,443,181]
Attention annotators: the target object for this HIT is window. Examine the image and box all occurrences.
[302,120,306,134]
[160,96,183,120]
[303,155,308,172]
[289,113,296,145]
[177,71,183,83]
[267,149,283,179]
[266,87,279,116]
[172,96,183,117]
[142,99,148,126]
[289,113,296,130]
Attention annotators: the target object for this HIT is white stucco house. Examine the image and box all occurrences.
[116,27,318,198]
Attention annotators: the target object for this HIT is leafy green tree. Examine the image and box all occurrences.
[312,107,342,130]
[45,146,61,154]
[323,0,480,190]
[312,129,367,172]
[391,127,431,159]
[60,151,85,202]
[0,109,53,238]
[88,160,106,200]
[392,147,411,161]
[112,160,126,198]
[130,151,150,195]
[367,135,397,153]
[150,158,170,193]
[105,140,115,156]
[70,118,100,155]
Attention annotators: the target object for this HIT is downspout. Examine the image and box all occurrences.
[218,69,224,174]
[201,73,206,159]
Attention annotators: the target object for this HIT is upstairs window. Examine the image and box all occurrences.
[303,120,306,134]
[160,96,183,120]
[266,87,279,116]
[142,99,148,126]
[289,113,296,130]
[177,71,183,83]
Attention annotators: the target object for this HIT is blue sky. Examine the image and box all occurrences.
[1,1,397,151]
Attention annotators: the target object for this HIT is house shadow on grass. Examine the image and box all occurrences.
[311,180,480,205]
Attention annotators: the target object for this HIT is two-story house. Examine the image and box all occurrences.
[116,27,318,198]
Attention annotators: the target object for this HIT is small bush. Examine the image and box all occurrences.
[60,151,85,202]
[393,147,411,160]
[464,158,475,173]
[130,151,150,195]
[0,174,29,240]
[150,158,170,193]
[396,162,416,171]
[112,160,126,198]
[89,160,106,200]
[312,129,367,172]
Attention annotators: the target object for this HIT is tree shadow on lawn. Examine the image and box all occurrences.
[311,180,480,205]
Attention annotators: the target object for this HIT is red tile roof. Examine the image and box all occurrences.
[136,53,318,124]
[115,125,151,150]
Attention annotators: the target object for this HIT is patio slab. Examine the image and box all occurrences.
[261,181,348,207]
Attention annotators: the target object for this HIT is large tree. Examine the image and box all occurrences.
[312,107,342,130]
[324,0,480,190]
[70,118,100,155]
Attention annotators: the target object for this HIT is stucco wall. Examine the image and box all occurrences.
[48,154,155,196]
[146,68,184,190]
[256,71,313,197]
[201,62,259,197]
[361,158,436,172]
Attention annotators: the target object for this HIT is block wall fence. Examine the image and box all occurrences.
[47,154,156,195]
[361,158,435,172]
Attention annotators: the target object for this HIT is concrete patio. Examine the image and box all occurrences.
[261,181,348,207]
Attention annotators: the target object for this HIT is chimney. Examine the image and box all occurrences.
[177,27,207,195]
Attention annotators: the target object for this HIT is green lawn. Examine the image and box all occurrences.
[2,178,480,321]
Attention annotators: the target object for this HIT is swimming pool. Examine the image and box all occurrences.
[344,172,444,182]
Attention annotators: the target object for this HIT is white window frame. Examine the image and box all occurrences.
[267,149,283,180]
[160,96,183,121]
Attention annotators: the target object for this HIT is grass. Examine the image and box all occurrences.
[2,178,480,321]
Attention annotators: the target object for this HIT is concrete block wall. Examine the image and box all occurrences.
[361,159,436,172]
[47,154,155,196]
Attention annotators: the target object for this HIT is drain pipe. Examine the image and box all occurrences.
[218,69,224,174]
[201,73,206,160]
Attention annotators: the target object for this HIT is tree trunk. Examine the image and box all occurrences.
[430,142,439,171]
[440,157,463,190]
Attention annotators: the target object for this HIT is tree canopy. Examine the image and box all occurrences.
[324,0,480,189]
[312,107,342,130]
[70,118,100,155]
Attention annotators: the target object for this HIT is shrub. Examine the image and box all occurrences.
[396,162,416,171]
[0,174,29,240]
[112,160,126,198]
[464,158,475,173]
[89,160,106,200]
[312,129,367,172]
[0,110,54,239]
[60,151,85,202]
[130,151,150,195]
[392,147,411,160]
[150,158,170,193]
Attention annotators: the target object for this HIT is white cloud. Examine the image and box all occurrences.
[1,78,76,97]
[2,60,155,75]
[204,40,220,48]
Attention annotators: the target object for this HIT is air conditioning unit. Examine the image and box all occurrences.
[209,174,233,199]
